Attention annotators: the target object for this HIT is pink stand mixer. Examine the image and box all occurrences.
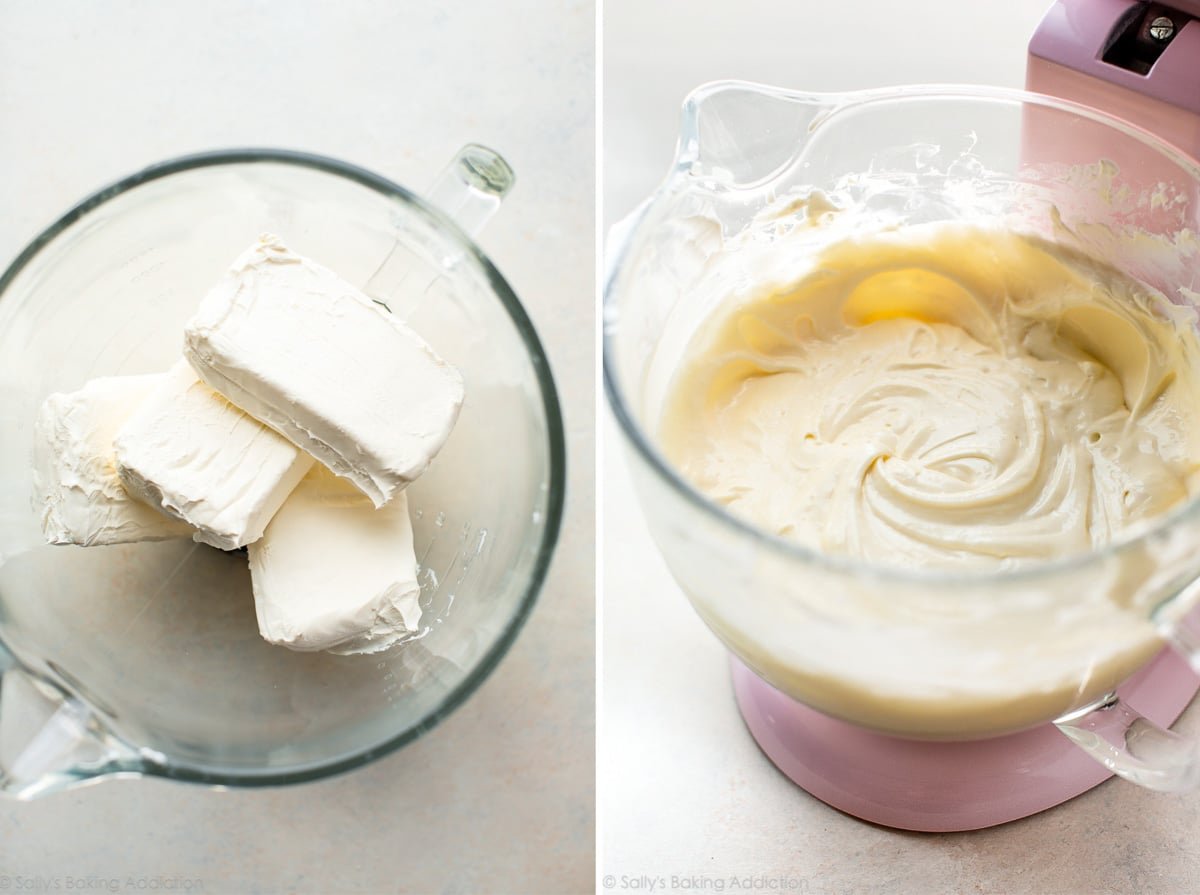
[606,1,1200,834]
[741,0,1200,834]
[1026,0,1200,159]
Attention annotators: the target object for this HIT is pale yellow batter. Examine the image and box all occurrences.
[661,223,1200,570]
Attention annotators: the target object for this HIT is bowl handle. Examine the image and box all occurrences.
[1054,612,1200,792]
[1055,695,1200,792]
[0,643,144,799]
[362,144,514,302]
[425,143,515,239]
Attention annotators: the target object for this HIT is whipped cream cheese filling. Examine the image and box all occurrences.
[183,234,464,508]
[113,361,313,550]
[33,375,195,546]
[248,464,422,654]
[660,224,1200,569]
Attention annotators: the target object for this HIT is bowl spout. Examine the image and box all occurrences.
[0,644,145,799]
[677,81,832,188]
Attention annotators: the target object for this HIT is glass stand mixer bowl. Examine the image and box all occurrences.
[604,82,1200,831]
[0,146,564,796]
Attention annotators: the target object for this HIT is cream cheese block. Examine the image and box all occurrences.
[113,361,314,550]
[248,463,423,654]
[182,234,464,508]
[33,375,195,546]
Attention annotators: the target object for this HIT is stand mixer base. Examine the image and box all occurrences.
[731,649,1200,832]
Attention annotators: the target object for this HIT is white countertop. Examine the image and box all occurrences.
[0,2,594,893]
[601,1,1200,892]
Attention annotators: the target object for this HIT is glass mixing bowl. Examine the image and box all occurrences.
[605,82,1200,790]
[0,147,564,796]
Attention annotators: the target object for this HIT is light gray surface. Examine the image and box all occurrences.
[601,2,1200,893]
[0,2,594,893]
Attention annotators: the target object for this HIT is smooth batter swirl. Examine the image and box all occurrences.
[660,224,1200,569]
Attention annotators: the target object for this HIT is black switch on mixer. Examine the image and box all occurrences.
[1102,2,1187,74]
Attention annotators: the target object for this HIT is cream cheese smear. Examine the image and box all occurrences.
[661,223,1200,570]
